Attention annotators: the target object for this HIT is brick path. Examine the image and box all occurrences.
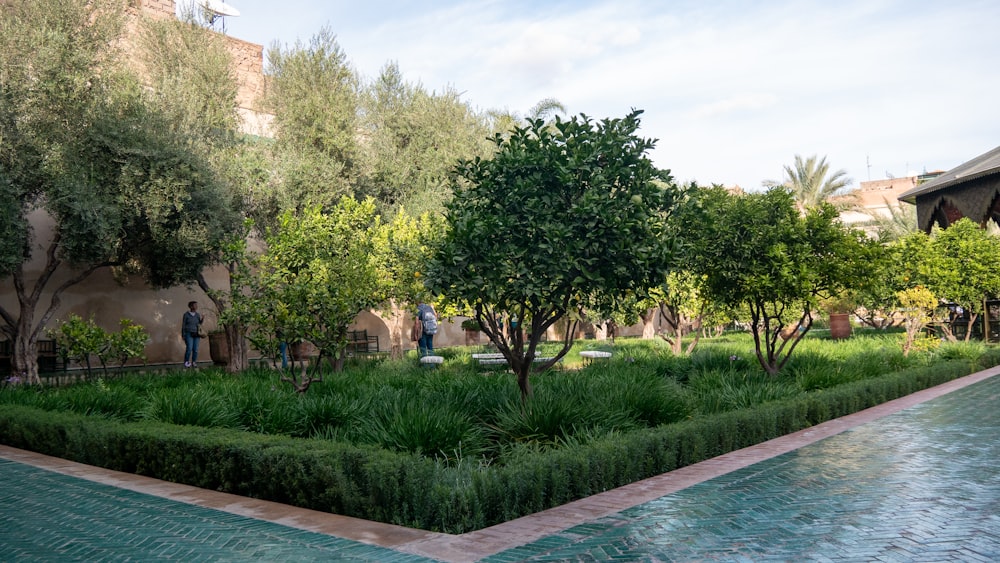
[2,366,998,561]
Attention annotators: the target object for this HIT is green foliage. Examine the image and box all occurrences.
[925,219,1000,341]
[360,400,488,462]
[0,0,240,381]
[49,315,148,376]
[683,186,870,373]
[54,379,142,422]
[106,319,150,368]
[141,386,240,428]
[360,62,493,217]
[897,285,940,356]
[430,110,680,396]
[460,318,482,331]
[688,369,800,413]
[232,197,385,388]
[265,27,360,206]
[138,13,239,142]
[49,315,105,374]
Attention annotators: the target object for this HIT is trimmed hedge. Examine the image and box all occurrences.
[1,351,997,533]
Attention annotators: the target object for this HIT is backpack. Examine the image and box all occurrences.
[422,311,438,335]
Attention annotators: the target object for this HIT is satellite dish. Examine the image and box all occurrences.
[197,0,239,32]
[200,0,240,17]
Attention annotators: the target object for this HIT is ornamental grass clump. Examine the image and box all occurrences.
[56,379,143,422]
[141,386,240,428]
[359,400,487,462]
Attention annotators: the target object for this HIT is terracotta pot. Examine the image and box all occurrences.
[829,313,852,340]
[290,341,314,360]
[208,332,229,366]
[464,329,480,346]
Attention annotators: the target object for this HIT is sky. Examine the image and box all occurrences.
[186,0,999,191]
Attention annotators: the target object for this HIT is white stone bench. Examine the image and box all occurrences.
[471,353,505,361]
[580,350,613,365]
[476,355,560,368]
[419,355,444,368]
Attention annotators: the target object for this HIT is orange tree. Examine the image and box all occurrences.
[684,186,870,374]
[427,110,680,399]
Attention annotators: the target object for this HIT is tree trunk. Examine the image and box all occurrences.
[12,319,38,384]
[515,368,532,399]
[196,267,254,373]
[594,323,607,340]
[640,308,656,339]
[4,241,105,385]
[224,323,249,373]
[965,312,978,342]
[384,299,408,360]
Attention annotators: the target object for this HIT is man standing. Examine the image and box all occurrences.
[181,301,204,368]
[416,302,438,357]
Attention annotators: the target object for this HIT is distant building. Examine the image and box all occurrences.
[839,172,944,230]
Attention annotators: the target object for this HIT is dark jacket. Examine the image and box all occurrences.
[182,311,203,337]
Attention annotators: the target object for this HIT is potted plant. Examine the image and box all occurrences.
[208,329,229,366]
[822,293,856,340]
[461,318,481,346]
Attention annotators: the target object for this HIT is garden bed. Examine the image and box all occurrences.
[1,333,996,533]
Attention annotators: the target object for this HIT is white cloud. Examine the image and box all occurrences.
[224,0,1000,190]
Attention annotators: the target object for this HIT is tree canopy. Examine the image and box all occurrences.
[684,186,869,373]
[0,0,240,382]
[358,62,494,217]
[429,110,680,398]
[265,27,361,209]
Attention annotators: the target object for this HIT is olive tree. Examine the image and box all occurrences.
[0,0,238,383]
[428,110,680,399]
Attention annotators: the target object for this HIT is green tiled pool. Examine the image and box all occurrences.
[0,458,438,562]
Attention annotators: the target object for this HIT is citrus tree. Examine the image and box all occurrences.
[925,218,1000,341]
[229,198,384,392]
[687,186,868,374]
[428,110,680,399]
[372,209,446,359]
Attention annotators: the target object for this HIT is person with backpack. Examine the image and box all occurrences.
[416,302,438,357]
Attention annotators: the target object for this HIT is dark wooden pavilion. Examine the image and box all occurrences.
[898,145,1000,341]
[898,145,1000,233]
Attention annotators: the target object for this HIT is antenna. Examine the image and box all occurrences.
[198,0,240,33]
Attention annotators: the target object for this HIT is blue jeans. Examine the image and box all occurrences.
[418,333,435,357]
[183,333,200,364]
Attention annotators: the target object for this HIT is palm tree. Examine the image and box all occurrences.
[857,197,918,242]
[766,154,854,209]
[487,97,566,135]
